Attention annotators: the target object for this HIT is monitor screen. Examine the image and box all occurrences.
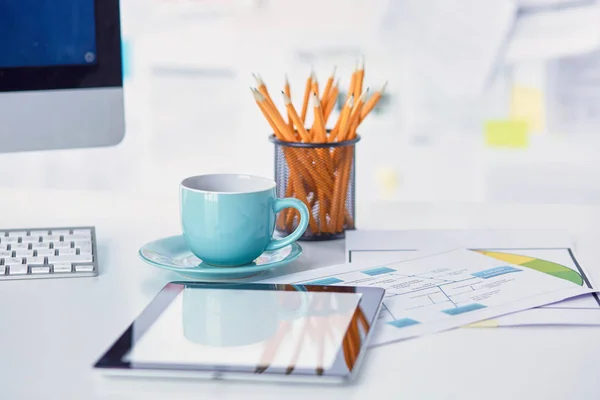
[0,0,97,68]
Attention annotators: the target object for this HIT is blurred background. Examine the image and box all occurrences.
[3,0,600,206]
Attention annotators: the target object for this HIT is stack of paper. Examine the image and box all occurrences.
[261,241,596,347]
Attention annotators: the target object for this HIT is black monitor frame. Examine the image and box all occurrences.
[0,0,122,92]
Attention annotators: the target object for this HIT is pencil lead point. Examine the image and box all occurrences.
[380,81,388,93]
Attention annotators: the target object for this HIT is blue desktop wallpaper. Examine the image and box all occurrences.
[0,0,97,68]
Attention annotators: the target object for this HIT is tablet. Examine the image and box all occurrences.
[94,282,385,383]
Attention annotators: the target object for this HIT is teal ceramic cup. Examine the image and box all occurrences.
[180,174,309,267]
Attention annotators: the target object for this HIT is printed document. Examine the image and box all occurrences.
[261,248,594,346]
[345,230,600,327]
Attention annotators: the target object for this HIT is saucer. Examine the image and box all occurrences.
[139,235,302,280]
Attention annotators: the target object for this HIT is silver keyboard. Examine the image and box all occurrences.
[0,227,98,280]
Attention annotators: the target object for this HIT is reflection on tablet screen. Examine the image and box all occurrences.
[124,288,362,372]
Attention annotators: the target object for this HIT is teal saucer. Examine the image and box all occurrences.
[138,235,302,280]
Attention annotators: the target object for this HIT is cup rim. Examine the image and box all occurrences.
[180,173,276,195]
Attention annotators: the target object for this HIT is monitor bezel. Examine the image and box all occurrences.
[0,0,122,92]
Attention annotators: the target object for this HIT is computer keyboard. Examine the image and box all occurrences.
[0,227,98,280]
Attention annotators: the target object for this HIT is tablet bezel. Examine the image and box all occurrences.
[93,282,385,382]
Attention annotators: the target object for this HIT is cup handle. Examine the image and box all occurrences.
[266,198,309,251]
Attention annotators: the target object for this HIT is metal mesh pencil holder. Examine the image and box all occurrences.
[270,133,361,241]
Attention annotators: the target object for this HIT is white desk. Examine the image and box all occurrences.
[1,187,600,399]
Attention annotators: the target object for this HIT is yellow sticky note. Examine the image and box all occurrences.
[510,85,544,133]
[484,120,528,148]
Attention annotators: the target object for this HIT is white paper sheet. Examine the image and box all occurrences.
[260,248,594,346]
[345,230,600,327]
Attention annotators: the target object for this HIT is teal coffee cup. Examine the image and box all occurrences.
[180,174,309,266]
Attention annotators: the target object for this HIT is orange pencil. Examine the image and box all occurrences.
[321,66,336,107]
[284,75,294,133]
[323,82,339,125]
[311,71,319,100]
[345,89,368,141]
[300,73,312,124]
[333,96,354,142]
[346,64,358,102]
[252,88,283,139]
[311,93,327,142]
[360,81,387,122]
[353,57,364,100]
[253,73,276,110]
[253,89,295,142]
[282,91,311,142]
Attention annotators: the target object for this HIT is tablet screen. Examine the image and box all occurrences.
[125,287,361,371]
[95,282,385,380]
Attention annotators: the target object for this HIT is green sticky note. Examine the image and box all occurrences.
[484,120,528,148]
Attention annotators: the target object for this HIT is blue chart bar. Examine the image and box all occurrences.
[472,266,522,279]
[442,303,487,315]
[387,318,420,328]
[362,267,396,276]
[305,277,344,285]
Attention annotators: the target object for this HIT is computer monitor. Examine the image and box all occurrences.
[0,0,125,153]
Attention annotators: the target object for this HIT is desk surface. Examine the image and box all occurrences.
[1,187,599,400]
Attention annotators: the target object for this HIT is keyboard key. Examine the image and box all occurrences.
[29,230,49,236]
[53,263,72,273]
[21,236,41,243]
[4,257,23,265]
[53,241,72,249]
[8,265,28,275]
[0,250,11,258]
[58,248,77,256]
[73,239,92,248]
[0,266,5,275]
[26,256,46,265]
[1,237,18,244]
[67,234,93,241]
[43,235,62,242]
[35,249,55,257]
[0,244,8,251]
[78,244,93,255]
[72,229,92,237]
[8,231,27,237]
[10,243,29,250]
[51,229,71,236]
[75,264,94,272]
[31,242,50,249]
[48,254,93,264]
[30,266,50,274]
[14,249,34,257]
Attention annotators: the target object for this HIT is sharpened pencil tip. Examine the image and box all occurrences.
[282,91,291,105]
[359,89,368,102]
[380,81,388,93]
[252,73,264,86]
[360,55,365,70]
[332,65,337,76]
[312,92,321,106]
